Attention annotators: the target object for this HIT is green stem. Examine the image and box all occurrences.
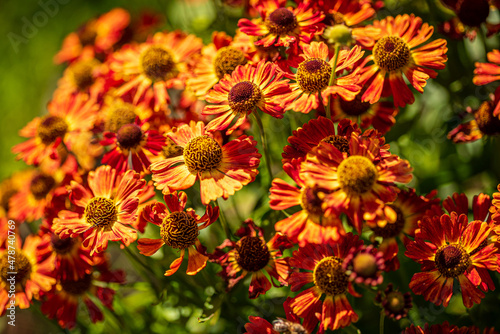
[252,112,274,184]
[380,311,385,334]
[326,44,341,120]
[217,198,233,240]
[123,246,161,295]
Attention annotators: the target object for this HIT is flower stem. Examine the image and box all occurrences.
[252,111,274,184]
[123,246,161,295]
[380,311,385,334]
[217,198,233,240]
[326,45,341,120]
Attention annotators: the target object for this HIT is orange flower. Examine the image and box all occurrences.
[52,165,148,255]
[238,0,324,48]
[287,42,364,114]
[301,131,413,233]
[150,121,261,205]
[110,31,203,111]
[211,218,292,299]
[405,212,499,308]
[358,14,448,107]
[474,49,500,85]
[288,234,363,332]
[202,60,292,134]
[137,191,219,276]
[12,94,98,166]
[0,235,56,314]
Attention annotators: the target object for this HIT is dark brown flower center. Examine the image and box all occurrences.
[105,103,137,133]
[0,179,16,212]
[116,123,143,150]
[51,235,76,255]
[371,205,405,239]
[266,8,298,35]
[77,26,97,46]
[84,197,117,231]
[228,81,262,114]
[37,115,69,145]
[339,94,371,116]
[456,0,489,27]
[386,291,406,313]
[235,236,270,272]
[296,58,332,93]
[0,251,32,286]
[337,156,378,195]
[183,135,223,173]
[61,273,92,295]
[141,46,178,82]
[434,244,470,278]
[320,135,350,155]
[313,256,348,296]
[475,101,500,135]
[161,211,198,249]
[29,174,56,200]
[373,36,411,72]
[213,46,247,79]
[300,187,324,218]
[70,59,99,91]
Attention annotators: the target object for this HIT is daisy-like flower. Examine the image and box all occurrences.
[150,121,261,205]
[202,60,292,134]
[12,94,98,166]
[281,116,360,165]
[288,233,363,332]
[98,95,153,132]
[301,131,413,233]
[101,117,166,173]
[375,283,412,321]
[211,218,292,299]
[358,14,448,107]
[0,235,56,314]
[110,31,203,111]
[342,244,385,286]
[137,191,219,276]
[238,0,324,48]
[187,31,248,98]
[474,49,500,85]
[270,160,345,247]
[52,165,147,255]
[319,0,377,28]
[54,8,130,64]
[405,212,499,308]
[287,42,364,114]
[41,261,125,329]
[491,183,500,223]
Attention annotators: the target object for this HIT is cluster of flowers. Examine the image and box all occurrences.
[1,0,500,332]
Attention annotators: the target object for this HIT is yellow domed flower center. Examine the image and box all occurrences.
[213,46,247,79]
[183,135,223,173]
[105,103,137,133]
[296,58,332,94]
[84,197,117,231]
[434,244,471,278]
[337,156,378,195]
[339,94,371,116]
[1,251,32,285]
[371,205,405,238]
[70,59,99,91]
[386,291,406,313]
[61,273,92,296]
[373,36,411,72]
[160,211,198,249]
[29,174,56,200]
[313,256,348,296]
[37,115,69,145]
[116,123,143,150]
[320,135,350,155]
[235,236,270,272]
[228,81,262,114]
[352,253,378,278]
[266,8,298,35]
[162,137,184,159]
[141,46,178,82]
[51,235,76,255]
[300,187,324,218]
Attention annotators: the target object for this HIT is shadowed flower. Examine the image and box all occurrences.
[375,283,412,320]
[137,191,219,276]
[202,60,292,134]
[211,218,292,299]
[405,212,499,308]
[343,244,385,286]
[52,165,148,255]
[358,14,448,107]
[150,121,261,205]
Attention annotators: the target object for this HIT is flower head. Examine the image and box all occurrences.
[375,284,412,320]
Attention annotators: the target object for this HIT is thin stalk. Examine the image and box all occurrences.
[380,311,385,334]
[217,198,233,240]
[123,246,161,295]
[326,45,341,120]
[252,112,273,184]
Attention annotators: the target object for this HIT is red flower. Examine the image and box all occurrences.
[474,49,500,85]
[137,191,219,276]
[244,297,306,334]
